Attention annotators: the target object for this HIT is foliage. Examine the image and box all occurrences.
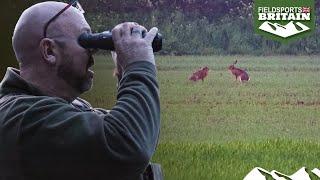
[2,0,320,76]
[85,0,320,55]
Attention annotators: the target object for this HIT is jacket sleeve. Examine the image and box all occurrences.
[18,61,160,179]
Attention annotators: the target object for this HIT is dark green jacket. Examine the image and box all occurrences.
[0,62,160,180]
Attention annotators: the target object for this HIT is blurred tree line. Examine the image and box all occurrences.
[1,0,319,75]
[82,0,320,55]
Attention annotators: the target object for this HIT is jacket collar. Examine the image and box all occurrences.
[0,67,46,96]
[0,67,91,108]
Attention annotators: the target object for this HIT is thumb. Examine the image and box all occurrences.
[111,51,117,64]
[144,27,158,45]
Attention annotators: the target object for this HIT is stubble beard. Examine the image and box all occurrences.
[57,53,93,95]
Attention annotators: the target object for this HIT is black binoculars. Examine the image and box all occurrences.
[78,31,162,52]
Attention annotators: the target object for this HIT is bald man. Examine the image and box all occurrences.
[0,1,160,180]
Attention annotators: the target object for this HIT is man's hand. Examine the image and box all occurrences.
[111,51,122,80]
[111,22,158,71]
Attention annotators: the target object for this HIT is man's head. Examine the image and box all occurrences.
[12,1,95,100]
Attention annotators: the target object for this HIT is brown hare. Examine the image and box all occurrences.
[189,66,209,82]
[228,60,250,82]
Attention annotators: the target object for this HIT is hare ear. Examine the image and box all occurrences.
[234,60,238,64]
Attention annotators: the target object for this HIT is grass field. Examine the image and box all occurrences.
[82,55,320,179]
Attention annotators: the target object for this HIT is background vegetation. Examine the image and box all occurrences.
[83,0,320,56]
[2,0,320,76]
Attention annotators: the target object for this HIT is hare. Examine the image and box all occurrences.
[228,60,250,82]
[189,66,209,82]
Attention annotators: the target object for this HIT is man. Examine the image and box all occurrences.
[0,1,160,180]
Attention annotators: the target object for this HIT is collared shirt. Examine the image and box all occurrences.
[0,62,160,180]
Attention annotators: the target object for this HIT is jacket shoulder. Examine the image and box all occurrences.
[0,93,67,108]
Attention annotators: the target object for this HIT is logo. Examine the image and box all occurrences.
[254,0,315,42]
[244,167,320,180]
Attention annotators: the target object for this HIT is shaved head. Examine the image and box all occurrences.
[12,1,89,66]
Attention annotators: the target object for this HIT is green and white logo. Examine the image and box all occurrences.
[254,0,315,42]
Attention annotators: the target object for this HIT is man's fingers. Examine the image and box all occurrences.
[131,27,142,38]
[113,22,139,41]
[131,25,147,38]
[111,23,156,68]
[121,22,132,37]
[111,25,121,42]
[144,27,158,44]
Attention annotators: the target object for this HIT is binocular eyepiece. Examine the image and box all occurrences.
[78,31,162,52]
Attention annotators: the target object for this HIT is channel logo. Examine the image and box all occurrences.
[244,167,320,180]
[254,0,315,42]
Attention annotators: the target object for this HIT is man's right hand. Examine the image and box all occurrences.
[111,22,158,71]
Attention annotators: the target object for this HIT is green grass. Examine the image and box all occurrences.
[82,55,320,179]
[152,140,320,180]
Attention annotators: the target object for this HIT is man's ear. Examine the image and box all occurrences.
[39,38,57,65]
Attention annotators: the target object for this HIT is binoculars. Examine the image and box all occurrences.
[78,31,162,52]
